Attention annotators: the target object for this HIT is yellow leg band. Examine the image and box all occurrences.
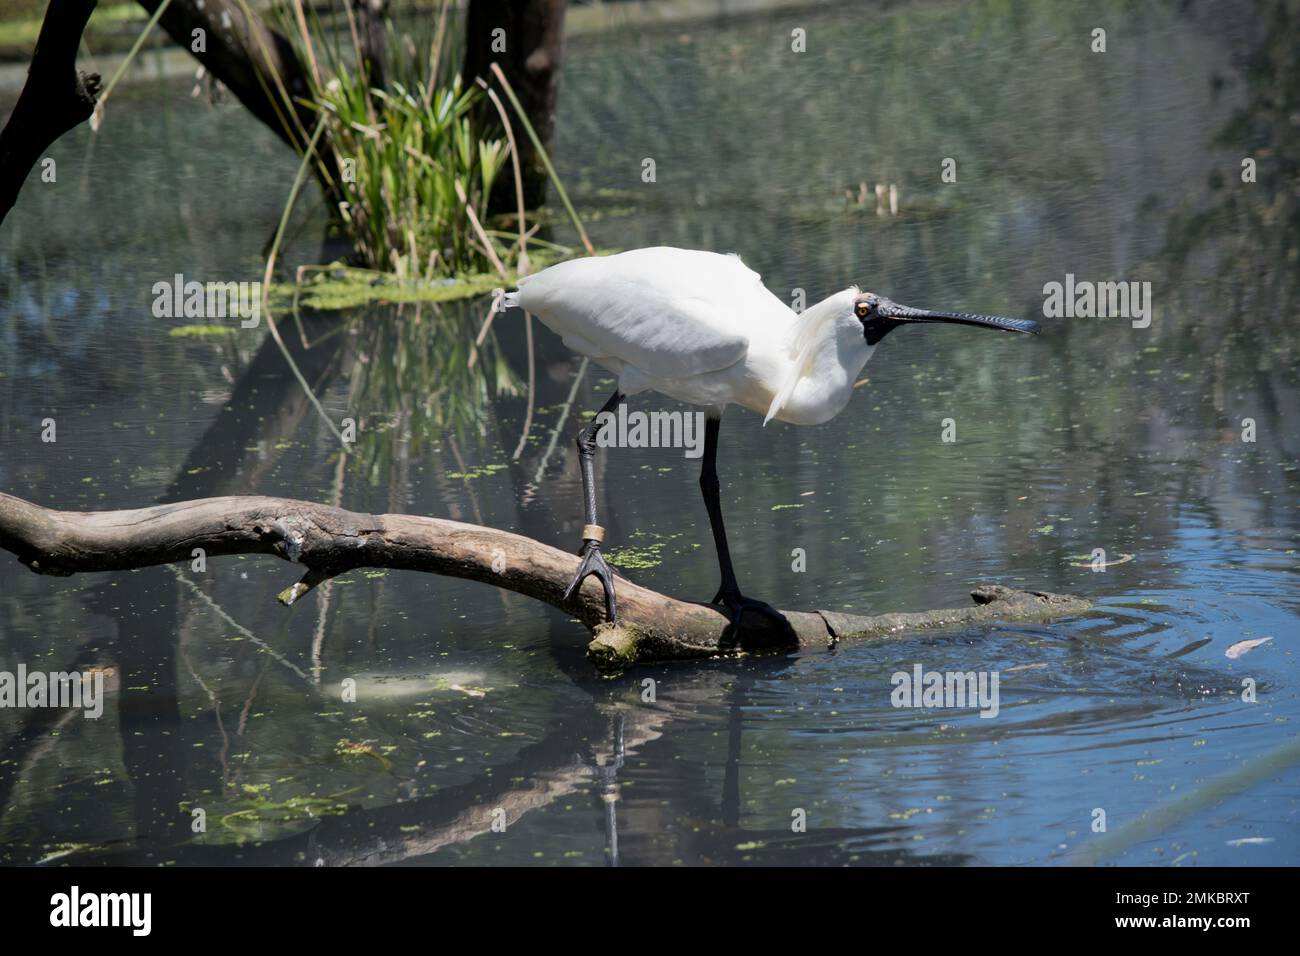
[582,524,605,543]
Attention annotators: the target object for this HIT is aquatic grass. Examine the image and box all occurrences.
[255,1,597,284]
[264,2,541,280]
[247,2,602,471]
[314,70,510,276]
[342,302,525,481]
[531,357,591,485]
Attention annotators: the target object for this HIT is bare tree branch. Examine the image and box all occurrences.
[0,0,101,227]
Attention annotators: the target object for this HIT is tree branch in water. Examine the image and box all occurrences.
[0,491,1091,672]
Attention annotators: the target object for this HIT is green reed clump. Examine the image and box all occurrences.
[269,1,530,279]
[313,69,508,277]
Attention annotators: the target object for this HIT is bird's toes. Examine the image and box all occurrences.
[563,543,618,622]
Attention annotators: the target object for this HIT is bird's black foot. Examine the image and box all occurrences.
[564,537,618,623]
[710,587,798,649]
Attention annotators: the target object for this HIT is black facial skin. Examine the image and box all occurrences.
[853,294,903,345]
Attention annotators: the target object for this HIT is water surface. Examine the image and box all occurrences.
[0,0,1296,866]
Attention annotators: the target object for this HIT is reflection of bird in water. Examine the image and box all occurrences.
[587,714,625,867]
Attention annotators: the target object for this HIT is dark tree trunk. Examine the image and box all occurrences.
[462,0,567,211]
[136,0,342,204]
[0,0,101,228]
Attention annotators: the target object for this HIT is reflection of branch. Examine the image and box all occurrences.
[168,566,310,682]
[0,491,1090,672]
[512,312,536,461]
[444,434,511,613]
[311,411,353,681]
[0,644,113,821]
[179,647,232,789]
[468,288,505,370]
[331,707,650,866]
[446,434,487,528]
[73,700,667,866]
[261,117,348,450]
[530,356,588,488]
[1,660,117,823]
[237,657,270,738]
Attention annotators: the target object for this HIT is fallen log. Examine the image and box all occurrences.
[0,491,1091,672]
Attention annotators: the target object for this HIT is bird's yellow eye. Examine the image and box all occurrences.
[855,303,870,319]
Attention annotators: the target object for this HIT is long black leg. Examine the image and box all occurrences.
[698,414,797,647]
[562,388,624,621]
[700,416,739,598]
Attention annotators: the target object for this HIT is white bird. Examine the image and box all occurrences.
[505,246,1039,641]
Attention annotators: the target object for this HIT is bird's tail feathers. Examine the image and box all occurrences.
[763,286,859,425]
[502,290,521,310]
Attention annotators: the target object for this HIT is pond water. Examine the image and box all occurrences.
[0,0,1296,866]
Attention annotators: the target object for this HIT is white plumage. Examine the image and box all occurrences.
[505,246,1038,626]
[506,247,872,426]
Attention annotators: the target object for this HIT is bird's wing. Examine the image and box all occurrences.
[512,247,786,379]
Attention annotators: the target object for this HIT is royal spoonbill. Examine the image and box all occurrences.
[504,247,1040,640]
